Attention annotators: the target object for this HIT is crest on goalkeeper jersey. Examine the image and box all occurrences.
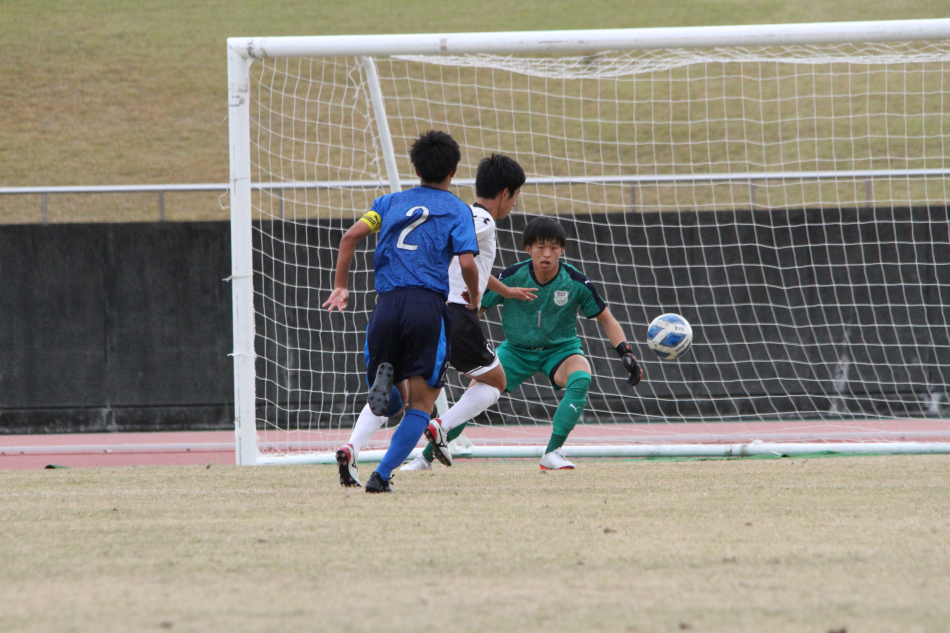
[554,290,569,306]
[647,313,693,361]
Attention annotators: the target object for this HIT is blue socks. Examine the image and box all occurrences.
[384,386,404,417]
[375,408,430,480]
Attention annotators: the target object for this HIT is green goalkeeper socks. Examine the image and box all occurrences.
[545,371,591,454]
[422,421,468,463]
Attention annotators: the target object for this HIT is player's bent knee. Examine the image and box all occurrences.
[569,356,592,375]
[492,368,507,393]
[555,355,591,387]
[406,376,440,413]
[475,366,506,392]
[483,384,502,407]
[566,371,591,397]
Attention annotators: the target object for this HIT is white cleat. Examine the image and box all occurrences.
[335,444,361,487]
[400,454,433,471]
[539,448,575,470]
[424,419,453,467]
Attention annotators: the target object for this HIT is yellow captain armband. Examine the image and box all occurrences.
[359,210,382,233]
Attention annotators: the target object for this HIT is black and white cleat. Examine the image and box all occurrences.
[367,363,395,416]
[424,419,453,467]
[336,444,361,488]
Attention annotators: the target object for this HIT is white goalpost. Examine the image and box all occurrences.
[228,19,950,466]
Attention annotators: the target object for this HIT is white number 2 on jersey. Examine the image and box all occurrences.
[395,206,430,251]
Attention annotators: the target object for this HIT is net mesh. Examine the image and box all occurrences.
[246,43,950,455]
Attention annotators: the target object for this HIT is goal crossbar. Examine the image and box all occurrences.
[229,18,950,59]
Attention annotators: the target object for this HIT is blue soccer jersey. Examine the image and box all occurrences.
[361,186,479,298]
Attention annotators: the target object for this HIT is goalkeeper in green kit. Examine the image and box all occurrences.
[406,216,643,471]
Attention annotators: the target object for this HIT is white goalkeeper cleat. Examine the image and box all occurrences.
[400,454,433,471]
[335,444,361,487]
[424,419,453,467]
[540,448,575,470]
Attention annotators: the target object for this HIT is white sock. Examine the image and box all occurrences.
[347,404,388,457]
[440,383,501,431]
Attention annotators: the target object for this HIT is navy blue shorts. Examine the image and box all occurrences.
[364,288,451,389]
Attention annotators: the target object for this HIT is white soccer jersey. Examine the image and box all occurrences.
[447,203,496,306]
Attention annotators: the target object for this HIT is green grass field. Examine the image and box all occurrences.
[2,456,949,632]
[2,0,948,222]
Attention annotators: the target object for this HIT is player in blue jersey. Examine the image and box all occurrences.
[323,130,480,493]
[337,154,536,475]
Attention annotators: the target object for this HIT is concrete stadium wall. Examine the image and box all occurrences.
[0,223,234,433]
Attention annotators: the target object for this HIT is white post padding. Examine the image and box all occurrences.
[254,442,950,466]
[228,44,260,466]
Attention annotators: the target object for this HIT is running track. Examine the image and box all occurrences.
[3,419,950,470]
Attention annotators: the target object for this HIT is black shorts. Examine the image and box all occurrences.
[446,302,499,377]
[364,288,451,389]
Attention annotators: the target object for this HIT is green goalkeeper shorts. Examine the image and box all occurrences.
[496,339,585,392]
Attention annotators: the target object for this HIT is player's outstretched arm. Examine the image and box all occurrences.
[322,220,372,312]
[595,308,643,387]
[457,253,480,310]
[486,275,537,301]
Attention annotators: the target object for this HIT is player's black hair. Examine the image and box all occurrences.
[410,130,461,184]
[475,154,526,199]
[522,216,567,248]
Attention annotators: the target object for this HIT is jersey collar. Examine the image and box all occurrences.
[528,261,562,287]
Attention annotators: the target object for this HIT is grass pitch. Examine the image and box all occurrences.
[1,456,949,632]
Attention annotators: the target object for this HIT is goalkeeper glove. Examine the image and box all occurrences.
[614,342,643,387]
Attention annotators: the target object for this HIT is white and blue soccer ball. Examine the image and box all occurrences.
[647,313,693,360]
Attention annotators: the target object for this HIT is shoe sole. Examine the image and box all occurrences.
[424,426,453,467]
[367,363,395,417]
[539,464,575,470]
[336,449,361,487]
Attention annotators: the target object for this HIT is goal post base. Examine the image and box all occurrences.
[253,441,950,466]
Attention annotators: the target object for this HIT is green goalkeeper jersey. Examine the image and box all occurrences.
[481,259,607,349]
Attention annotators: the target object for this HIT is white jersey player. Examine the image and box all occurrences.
[336,154,535,485]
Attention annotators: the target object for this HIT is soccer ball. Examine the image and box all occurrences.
[647,314,693,360]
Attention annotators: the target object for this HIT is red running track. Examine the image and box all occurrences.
[3,419,949,470]
[0,431,237,470]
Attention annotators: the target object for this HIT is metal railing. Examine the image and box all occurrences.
[0,183,230,224]
[2,167,949,223]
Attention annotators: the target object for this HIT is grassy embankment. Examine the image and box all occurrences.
[2,0,947,223]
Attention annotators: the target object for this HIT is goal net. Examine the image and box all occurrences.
[227,21,950,465]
